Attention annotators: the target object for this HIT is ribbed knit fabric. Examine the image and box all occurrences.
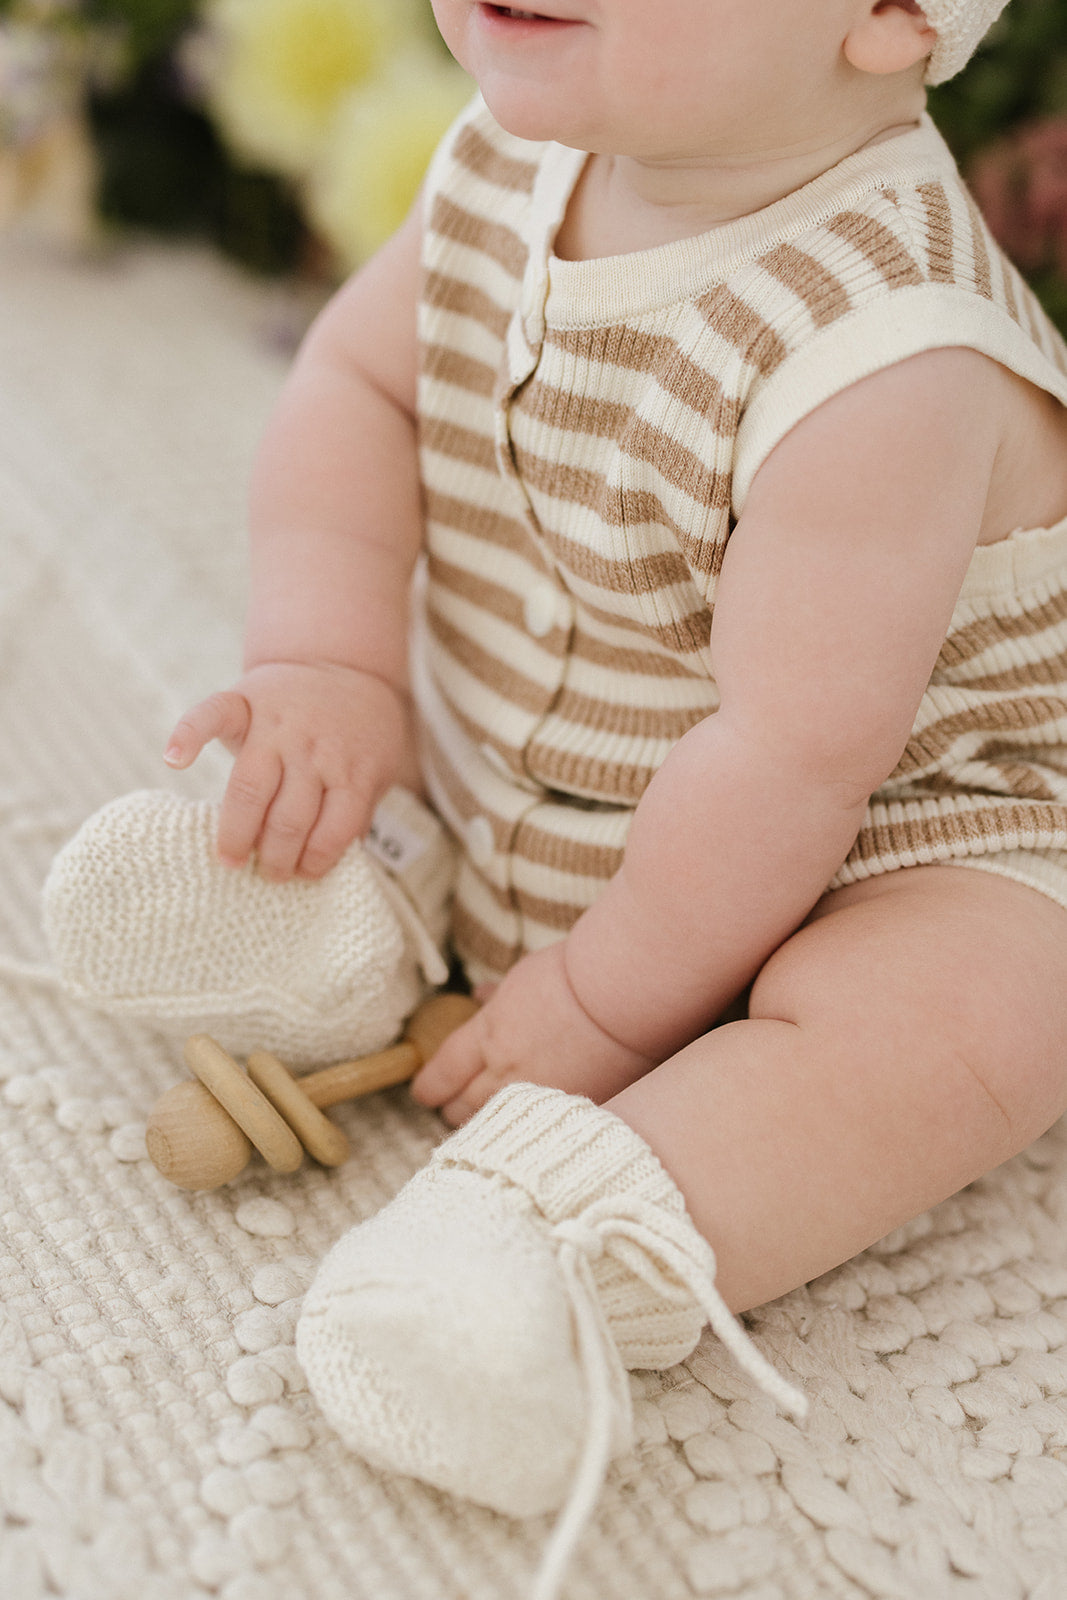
[922,0,1011,85]
[414,99,1067,982]
[296,1085,806,1598]
[42,785,456,1066]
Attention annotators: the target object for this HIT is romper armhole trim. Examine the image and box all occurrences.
[731,283,1067,518]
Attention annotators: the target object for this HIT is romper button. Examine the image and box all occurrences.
[466,815,496,869]
[523,581,557,639]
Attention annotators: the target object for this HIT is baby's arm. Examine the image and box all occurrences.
[166,201,425,881]
[415,347,1005,1121]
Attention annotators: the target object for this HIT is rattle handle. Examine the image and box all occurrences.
[301,1041,420,1109]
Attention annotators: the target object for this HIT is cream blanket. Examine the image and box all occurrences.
[1,239,1066,1600]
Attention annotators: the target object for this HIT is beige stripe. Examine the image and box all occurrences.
[898,694,1067,776]
[420,726,526,921]
[847,799,1067,870]
[825,210,924,289]
[425,665,532,780]
[431,547,714,688]
[961,189,993,300]
[938,590,1067,668]
[423,268,511,340]
[513,886,586,934]
[546,326,743,431]
[918,181,956,284]
[918,756,1058,802]
[421,340,496,397]
[526,505,704,596]
[427,600,553,717]
[452,898,519,975]
[574,591,713,655]
[540,684,711,743]
[429,552,570,659]
[453,123,538,195]
[424,488,534,558]
[514,441,731,543]
[429,194,527,278]
[513,817,625,882]
[517,379,630,441]
[759,242,850,328]
[516,386,731,509]
[695,284,788,375]
[525,740,657,805]
[567,626,713,681]
[420,413,499,473]
[939,643,1067,696]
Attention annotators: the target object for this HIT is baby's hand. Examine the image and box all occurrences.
[411,942,654,1126]
[165,661,419,880]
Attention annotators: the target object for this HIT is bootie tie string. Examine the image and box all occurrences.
[535,1197,808,1600]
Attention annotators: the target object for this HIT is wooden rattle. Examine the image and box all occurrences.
[145,991,478,1191]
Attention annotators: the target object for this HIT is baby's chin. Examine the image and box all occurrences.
[475,78,597,149]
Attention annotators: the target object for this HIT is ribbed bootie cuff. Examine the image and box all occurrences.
[437,1084,706,1370]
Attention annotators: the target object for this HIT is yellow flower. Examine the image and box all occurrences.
[308,48,472,270]
[206,0,424,177]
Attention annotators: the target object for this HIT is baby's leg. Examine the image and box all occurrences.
[608,865,1067,1314]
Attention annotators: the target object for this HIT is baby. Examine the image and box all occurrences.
[46,0,1067,1591]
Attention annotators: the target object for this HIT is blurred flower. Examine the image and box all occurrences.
[203,0,426,177]
[307,46,471,269]
[0,12,100,247]
[0,20,82,146]
[969,116,1067,279]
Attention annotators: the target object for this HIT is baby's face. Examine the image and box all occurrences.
[431,0,864,161]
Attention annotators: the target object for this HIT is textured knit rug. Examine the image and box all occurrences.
[2,238,1067,1600]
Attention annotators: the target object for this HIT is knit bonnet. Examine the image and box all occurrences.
[922,0,1011,84]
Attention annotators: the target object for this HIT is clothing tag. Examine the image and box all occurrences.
[365,805,430,878]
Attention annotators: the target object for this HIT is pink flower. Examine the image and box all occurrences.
[970,116,1067,279]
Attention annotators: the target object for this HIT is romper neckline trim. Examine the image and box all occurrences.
[537,116,958,328]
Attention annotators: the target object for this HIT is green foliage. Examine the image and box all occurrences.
[0,2,197,63]
[929,0,1067,164]
[929,0,1067,332]
[89,60,307,275]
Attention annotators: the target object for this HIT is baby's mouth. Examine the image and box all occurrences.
[482,5,575,21]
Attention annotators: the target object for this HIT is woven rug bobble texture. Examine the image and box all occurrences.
[1,242,1067,1598]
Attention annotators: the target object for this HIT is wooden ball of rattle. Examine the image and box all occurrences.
[145,992,478,1191]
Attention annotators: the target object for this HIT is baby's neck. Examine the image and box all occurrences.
[554,117,923,263]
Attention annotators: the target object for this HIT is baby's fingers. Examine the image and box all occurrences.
[216,746,282,870]
[254,769,327,882]
[410,1020,501,1118]
[297,786,373,879]
[165,691,252,769]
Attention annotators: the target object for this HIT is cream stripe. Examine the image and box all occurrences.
[553,651,717,710]
[572,591,713,657]
[420,449,515,518]
[419,302,509,371]
[427,588,563,698]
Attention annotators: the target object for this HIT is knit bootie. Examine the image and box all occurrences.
[296,1085,806,1597]
[42,786,457,1066]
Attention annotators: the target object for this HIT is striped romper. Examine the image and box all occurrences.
[412,98,1067,984]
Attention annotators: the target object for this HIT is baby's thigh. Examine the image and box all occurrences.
[749,861,1067,1154]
